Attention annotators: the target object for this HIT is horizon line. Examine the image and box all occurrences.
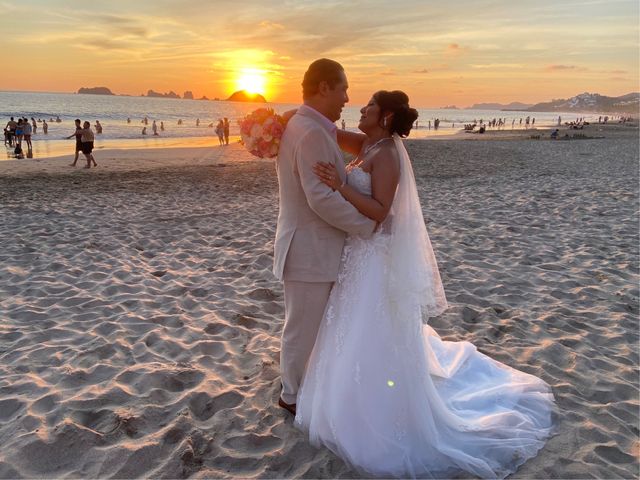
[0,88,637,111]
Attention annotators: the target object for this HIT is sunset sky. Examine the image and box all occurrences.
[2,0,638,107]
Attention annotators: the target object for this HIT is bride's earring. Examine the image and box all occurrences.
[383,117,388,128]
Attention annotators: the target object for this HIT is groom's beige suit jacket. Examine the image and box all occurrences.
[273,105,376,282]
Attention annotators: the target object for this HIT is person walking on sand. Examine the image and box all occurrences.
[223,117,230,145]
[66,119,84,167]
[80,121,97,168]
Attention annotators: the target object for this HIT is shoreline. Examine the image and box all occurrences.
[1,135,241,162]
[1,122,636,177]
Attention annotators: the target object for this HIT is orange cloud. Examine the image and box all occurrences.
[445,43,470,56]
[545,64,588,72]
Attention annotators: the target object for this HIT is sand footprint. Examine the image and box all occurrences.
[187,390,243,421]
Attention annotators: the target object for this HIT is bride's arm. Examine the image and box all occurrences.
[337,129,367,155]
[281,109,366,155]
[313,149,400,223]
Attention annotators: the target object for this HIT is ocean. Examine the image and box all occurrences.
[1,91,598,160]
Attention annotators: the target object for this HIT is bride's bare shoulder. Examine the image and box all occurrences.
[370,142,400,172]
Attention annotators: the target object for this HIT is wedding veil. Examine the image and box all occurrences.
[384,134,448,320]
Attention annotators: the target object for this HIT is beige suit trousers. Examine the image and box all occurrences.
[280,280,333,405]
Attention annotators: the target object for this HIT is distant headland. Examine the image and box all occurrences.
[466,92,638,114]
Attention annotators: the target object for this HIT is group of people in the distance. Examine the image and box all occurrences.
[140,117,163,136]
[3,116,50,158]
[66,119,97,168]
[135,117,230,146]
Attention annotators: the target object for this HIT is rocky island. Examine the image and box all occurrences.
[77,87,114,95]
[226,90,266,103]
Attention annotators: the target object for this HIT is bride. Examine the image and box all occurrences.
[295,90,556,479]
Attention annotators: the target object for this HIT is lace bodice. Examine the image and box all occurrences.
[346,166,371,196]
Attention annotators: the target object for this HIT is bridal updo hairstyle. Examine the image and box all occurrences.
[373,90,419,138]
[302,58,345,99]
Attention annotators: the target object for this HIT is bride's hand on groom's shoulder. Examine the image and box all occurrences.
[313,162,341,190]
[281,109,297,124]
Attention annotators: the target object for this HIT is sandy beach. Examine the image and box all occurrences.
[0,123,638,479]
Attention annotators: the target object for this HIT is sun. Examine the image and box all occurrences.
[236,70,266,95]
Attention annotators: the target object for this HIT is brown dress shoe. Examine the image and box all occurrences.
[278,397,296,416]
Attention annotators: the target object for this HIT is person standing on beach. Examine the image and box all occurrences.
[215,119,224,145]
[31,117,37,134]
[223,118,230,145]
[273,58,376,416]
[296,88,555,478]
[22,118,33,151]
[42,119,48,134]
[152,120,159,136]
[80,121,97,168]
[66,119,84,167]
[15,119,25,148]
[5,117,17,147]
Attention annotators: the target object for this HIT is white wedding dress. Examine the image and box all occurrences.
[295,137,556,479]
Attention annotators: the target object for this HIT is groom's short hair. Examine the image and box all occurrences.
[302,58,345,100]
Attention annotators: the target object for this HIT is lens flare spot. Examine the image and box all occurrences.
[387,380,395,387]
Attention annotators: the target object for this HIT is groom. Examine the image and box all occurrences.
[273,58,377,414]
